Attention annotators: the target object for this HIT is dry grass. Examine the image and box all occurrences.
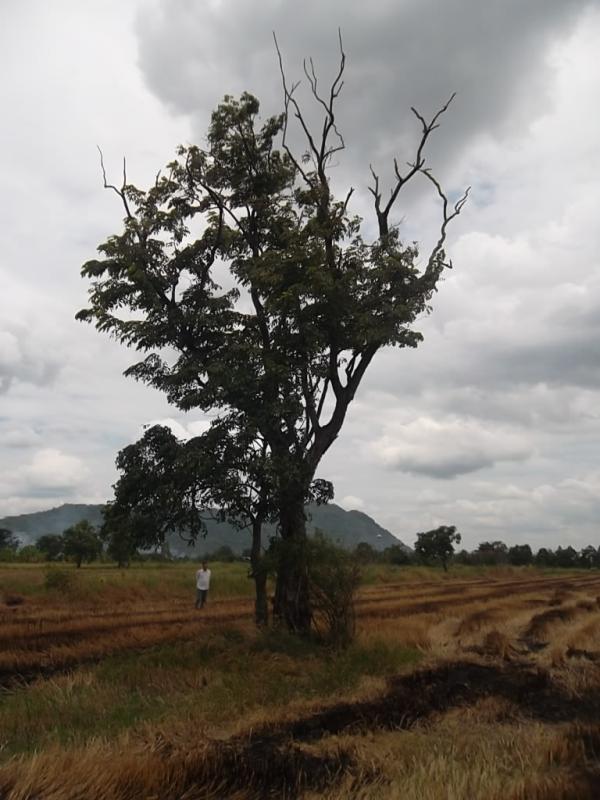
[1,565,600,798]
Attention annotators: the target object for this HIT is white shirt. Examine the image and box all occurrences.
[196,568,211,590]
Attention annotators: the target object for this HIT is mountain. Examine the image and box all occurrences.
[0,502,409,555]
[0,504,105,541]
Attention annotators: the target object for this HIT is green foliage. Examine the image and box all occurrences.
[306,533,361,647]
[204,545,236,563]
[78,66,465,631]
[36,534,64,562]
[0,528,19,550]
[472,541,509,566]
[0,547,17,562]
[354,541,379,562]
[62,520,102,568]
[508,543,533,566]
[17,545,43,563]
[414,525,461,571]
[383,544,413,565]
[104,526,138,568]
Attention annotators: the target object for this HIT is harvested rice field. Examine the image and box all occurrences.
[1,563,600,799]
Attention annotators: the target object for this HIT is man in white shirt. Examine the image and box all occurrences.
[195,561,211,609]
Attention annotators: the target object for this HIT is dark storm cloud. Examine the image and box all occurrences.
[136,0,588,182]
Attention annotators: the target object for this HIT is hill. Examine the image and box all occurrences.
[0,504,105,541]
[0,502,409,555]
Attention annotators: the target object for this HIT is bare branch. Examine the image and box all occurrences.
[375,93,457,236]
[420,168,470,275]
[273,32,314,186]
[97,146,133,220]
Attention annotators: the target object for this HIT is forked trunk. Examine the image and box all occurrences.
[273,494,311,634]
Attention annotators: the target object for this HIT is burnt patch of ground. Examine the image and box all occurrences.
[232,661,600,749]
[180,738,370,800]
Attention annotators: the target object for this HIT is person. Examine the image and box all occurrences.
[195,561,211,609]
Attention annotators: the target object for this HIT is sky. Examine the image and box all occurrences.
[1,0,600,550]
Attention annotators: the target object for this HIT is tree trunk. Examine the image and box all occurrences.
[250,519,268,627]
[273,493,311,634]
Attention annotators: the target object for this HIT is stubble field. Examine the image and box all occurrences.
[1,563,600,799]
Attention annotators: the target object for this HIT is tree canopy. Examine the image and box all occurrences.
[62,521,102,568]
[78,42,467,631]
[414,525,461,571]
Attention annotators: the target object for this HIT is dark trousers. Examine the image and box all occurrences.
[196,589,208,608]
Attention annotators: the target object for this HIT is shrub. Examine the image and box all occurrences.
[44,568,76,593]
[307,533,361,648]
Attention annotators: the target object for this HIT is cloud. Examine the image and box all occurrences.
[136,0,587,186]
[1,1,600,554]
[0,321,61,394]
[144,417,212,440]
[1,425,41,449]
[339,495,365,511]
[371,416,533,479]
[19,449,88,494]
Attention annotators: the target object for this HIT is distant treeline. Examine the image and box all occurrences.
[0,524,598,570]
[355,540,600,569]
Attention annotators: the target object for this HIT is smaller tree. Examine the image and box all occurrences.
[274,532,361,648]
[535,547,556,567]
[0,528,19,550]
[210,545,237,563]
[63,521,102,568]
[473,541,509,566]
[415,525,461,571]
[579,545,600,569]
[382,544,413,566]
[18,545,43,563]
[37,534,65,562]
[554,545,578,569]
[104,524,138,568]
[508,544,533,566]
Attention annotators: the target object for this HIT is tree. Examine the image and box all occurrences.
[105,421,332,626]
[62,520,102,568]
[579,545,599,569]
[18,545,43,563]
[103,425,206,551]
[414,525,461,571]
[535,547,555,567]
[473,541,509,566]
[507,543,533,566]
[382,544,412,566]
[36,534,65,562]
[554,545,578,569]
[78,43,467,633]
[0,528,19,550]
[104,525,138,568]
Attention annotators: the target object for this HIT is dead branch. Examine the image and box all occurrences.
[97,146,133,220]
[369,93,457,236]
[421,169,470,275]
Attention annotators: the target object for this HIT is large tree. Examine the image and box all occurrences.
[78,43,467,632]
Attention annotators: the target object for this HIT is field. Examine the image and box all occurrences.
[1,563,600,798]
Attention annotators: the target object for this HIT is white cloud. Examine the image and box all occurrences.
[20,449,88,493]
[371,417,533,479]
[144,417,212,440]
[339,495,365,511]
